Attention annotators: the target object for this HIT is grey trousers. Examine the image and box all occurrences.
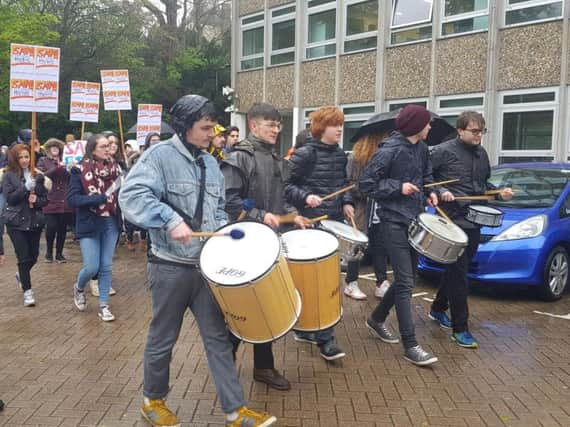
[144,262,246,413]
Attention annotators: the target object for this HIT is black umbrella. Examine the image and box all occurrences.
[127,121,175,135]
[350,109,456,146]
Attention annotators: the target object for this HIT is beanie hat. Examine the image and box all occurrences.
[395,105,431,137]
[17,129,32,144]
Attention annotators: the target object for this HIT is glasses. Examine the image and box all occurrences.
[258,121,282,132]
[464,128,488,136]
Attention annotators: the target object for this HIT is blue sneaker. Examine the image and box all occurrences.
[428,310,452,329]
[452,331,478,348]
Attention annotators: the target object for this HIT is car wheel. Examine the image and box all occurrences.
[540,246,569,301]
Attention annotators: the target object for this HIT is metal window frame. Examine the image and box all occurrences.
[341,102,376,150]
[440,0,489,37]
[239,12,265,71]
[498,87,559,157]
[305,1,338,59]
[269,4,296,66]
[385,97,430,111]
[342,0,379,53]
[503,0,564,28]
[391,0,434,29]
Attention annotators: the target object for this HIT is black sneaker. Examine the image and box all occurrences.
[365,319,399,344]
[44,254,53,263]
[404,345,438,366]
[55,254,67,263]
[319,340,346,361]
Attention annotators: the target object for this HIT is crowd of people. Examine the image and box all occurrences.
[0,93,514,427]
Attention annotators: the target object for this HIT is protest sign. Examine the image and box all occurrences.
[70,81,100,123]
[136,104,163,145]
[63,140,86,166]
[100,70,131,110]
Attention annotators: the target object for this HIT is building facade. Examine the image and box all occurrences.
[231,0,569,164]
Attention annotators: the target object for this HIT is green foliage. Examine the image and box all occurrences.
[0,0,231,145]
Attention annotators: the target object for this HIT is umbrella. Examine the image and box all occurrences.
[127,121,175,135]
[350,109,456,146]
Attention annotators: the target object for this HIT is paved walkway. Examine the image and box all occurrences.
[1,240,569,426]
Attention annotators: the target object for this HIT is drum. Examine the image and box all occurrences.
[200,221,301,344]
[281,229,341,332]
[466,205,504,227]
[320,219,369,261]
[408,213,468,264]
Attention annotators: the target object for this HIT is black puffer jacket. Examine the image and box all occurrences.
[431,137,495,228]
[359,131,436,226]
[2,170,48,231]
[285,139,353,220]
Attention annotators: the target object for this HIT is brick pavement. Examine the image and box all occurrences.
[0,239,569,426]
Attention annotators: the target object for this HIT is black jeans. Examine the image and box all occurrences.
[370,221,418,349]
[431,227,480,333]
[345,223,389,284]
[45,213,72,257]
[7,228,42,291]
[230,335,274,370]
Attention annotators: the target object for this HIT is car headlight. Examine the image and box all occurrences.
[491,215,547,241]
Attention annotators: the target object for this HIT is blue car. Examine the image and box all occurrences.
[418,162,570,301]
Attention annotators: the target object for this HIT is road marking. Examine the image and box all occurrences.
[533,310,570,320]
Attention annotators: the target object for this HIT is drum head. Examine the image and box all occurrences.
[320,219,368,243]
[418,213,468,244]
[200,221,280,286]
[281,229,339,261]
[469,205,503,215]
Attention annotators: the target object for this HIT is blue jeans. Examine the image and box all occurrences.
[76,217,119,306]
[370,221,418,349]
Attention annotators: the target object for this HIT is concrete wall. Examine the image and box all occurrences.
[236,70,264,112]
[266,65,295,110]
[384,42,432,99]
[301,59,336,107]
[339,52,377,104]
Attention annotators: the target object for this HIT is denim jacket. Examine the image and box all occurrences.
[119,134,228,264]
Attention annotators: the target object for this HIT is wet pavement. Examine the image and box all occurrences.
[0,239,569,426]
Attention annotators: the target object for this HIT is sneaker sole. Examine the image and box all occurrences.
[293,336,318,345]
[404,355,438,366]
[140,408,180,427]
[98,314,116,322]
[428,313,452,330]
[24,302,36,307]
[320,351,346,361]
[257,416,277,427]
[365,321,399,344]
[451,336,478,348]
[343,289,367,300]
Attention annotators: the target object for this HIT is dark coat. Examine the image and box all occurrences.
[66,167,121,239]
[431,137,495,228]
[36,156,72,214]
[2,170,49,231]
[285,139,353,221]
[221,136,294,221]
[359,131,436,226]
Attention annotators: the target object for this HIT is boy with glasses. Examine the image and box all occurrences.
[429,111,512,348]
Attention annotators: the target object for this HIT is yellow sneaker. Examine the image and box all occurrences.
[140,399,180,427]
[225,406,276,427]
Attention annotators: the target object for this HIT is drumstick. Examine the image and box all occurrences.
[435,206,452,222]
[304,214,328,224]
[453,195,495,201]
[485,189,514,196]
[424,179,459,188]
[349,216,358,231]
[321,184,355,202]
[192,229,245,239]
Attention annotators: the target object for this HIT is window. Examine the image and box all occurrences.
[441,0,489,37]
[342,104,375,151]
[505,0,563,26]
[306,0,337,59]
[344,0,378,53]
[391,0,433,45]
[270,6,296,65]
[499,88,558,161]
[387,98,429,111]
[240,13,264,70]
[436,94,484,129]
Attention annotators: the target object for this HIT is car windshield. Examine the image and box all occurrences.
[488,168,570,208]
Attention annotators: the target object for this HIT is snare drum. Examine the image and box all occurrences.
[466,205,504,227]
[200,221,301,344]
[320,219,369,261]
[281,229,341,332]
[408,213,468,264]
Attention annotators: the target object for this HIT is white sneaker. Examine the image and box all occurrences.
[98,305,115,322]
[343,281,367,300]
[109,287,117,296]
[375,280,391,298]
[89,280,99,296]
[74,286,87,311]
[23,289,35,307]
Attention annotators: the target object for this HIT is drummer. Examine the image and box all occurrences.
[359,104,440,366]
[429,111,513,348]
[221,102,306,391]
[285,106,354,361]
[119,94,276,427]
